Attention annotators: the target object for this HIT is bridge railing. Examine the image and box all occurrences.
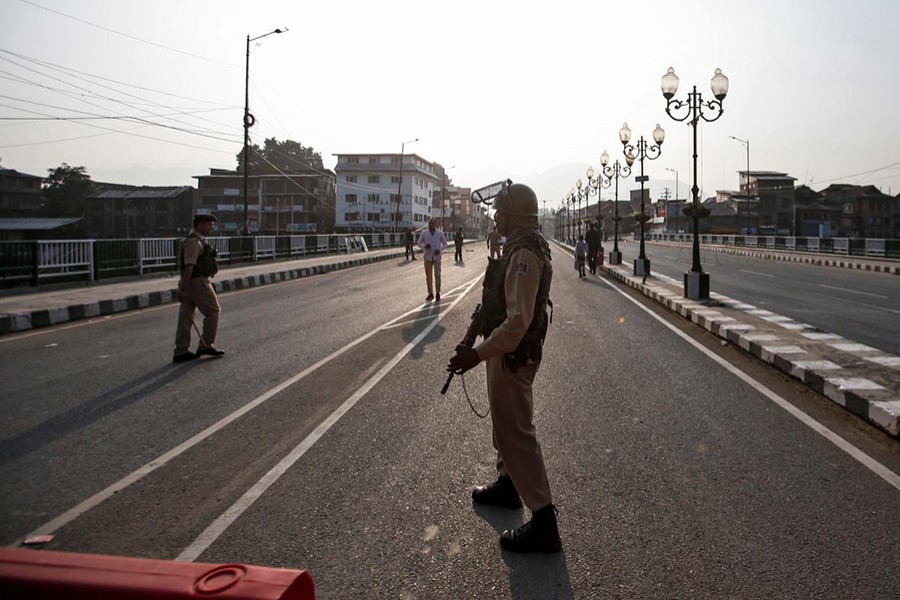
[0,233,404,288]
[647,234,899,260]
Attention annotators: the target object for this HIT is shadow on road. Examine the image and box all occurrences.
[0,362,199,465]
[473,502,575,600]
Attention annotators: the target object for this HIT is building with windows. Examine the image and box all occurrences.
[0,167,45,219]
[333,153,438,232]
[193,168,335,235]
[85,184,193,238]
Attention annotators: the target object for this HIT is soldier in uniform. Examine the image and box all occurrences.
[486,224,502,260]
[173,213,225,363]
[446,182,559,553]
[585,221,603,274]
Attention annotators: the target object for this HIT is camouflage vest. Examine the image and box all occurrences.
[480,230,553,371]
[181,233,219,278]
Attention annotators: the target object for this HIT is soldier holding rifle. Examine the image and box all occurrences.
[446,181,559,553]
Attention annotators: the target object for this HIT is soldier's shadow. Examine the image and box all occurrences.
[401,302,445,360]
[473,504,575,600]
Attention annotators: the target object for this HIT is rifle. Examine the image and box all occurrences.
[440,303,484,395]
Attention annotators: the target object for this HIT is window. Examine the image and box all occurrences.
[348,157,359,164]
[368,175,380,183]
[346,175,357,183]
[346,194,358,204]
[346,212,359,221]
[390,156,400,164]
[391,176,400,184]
[368,193,379,203]
[368,156,379,164]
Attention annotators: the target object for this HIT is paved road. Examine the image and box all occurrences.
[620,241,900,355]
[1,244,898,599]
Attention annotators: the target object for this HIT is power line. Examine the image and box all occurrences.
[16,0,238,67]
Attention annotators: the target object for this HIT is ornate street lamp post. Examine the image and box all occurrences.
[602,150,631,265]
[243,28,287,235]
[583,164,610,238]
[661,66,729,300]
[600,150,631,265]
[620,122,665,277]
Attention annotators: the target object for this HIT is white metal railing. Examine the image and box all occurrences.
[138,238,177,275]
[255,236,276,260]
[785,237,797,251]
[806,238,820,252]
[833,238,849,255]
[290,235,307,255]
[745,236,758,247]
[206,237,231,263]
[866,239,886,257]
[38,240,93,281]
[764,236,775,248]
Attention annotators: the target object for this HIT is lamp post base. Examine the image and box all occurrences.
[684,271,710,300]
[609,250,622,265]
[634,258,650,277]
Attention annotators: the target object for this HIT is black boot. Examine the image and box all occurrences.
[472,475,522,509]
[499,504,562,553]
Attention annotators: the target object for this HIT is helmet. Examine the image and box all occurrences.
[494,182,538,217]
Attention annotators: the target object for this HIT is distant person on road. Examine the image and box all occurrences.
[574,234,587,278]
[454,227,465,262]
[585,222,603,274]
[417,218,448,301]
[487,224,502,260]
[173,214,225,363]
[404,227,416,261]
[447,181,560,554]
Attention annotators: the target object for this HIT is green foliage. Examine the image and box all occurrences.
[44,163,93,218]
[236,138,324,173]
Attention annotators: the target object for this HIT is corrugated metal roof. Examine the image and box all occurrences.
[0,217,82,231]
[89,186,192,200]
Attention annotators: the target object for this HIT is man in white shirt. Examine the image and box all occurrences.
[417,218,448,301]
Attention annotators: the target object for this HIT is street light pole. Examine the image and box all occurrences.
[620,122,665,277]
[729,136,750,235]
[662,66,729,300]
[602,151,631,265]
[243,28,286,235]
[395,138,418,233]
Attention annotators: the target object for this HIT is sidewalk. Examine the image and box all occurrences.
[584,244,899,438]
[0,247,405,335]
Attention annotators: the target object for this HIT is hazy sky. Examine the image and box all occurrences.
[2,0,899,208]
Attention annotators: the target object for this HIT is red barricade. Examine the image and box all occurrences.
[0,548,315,599]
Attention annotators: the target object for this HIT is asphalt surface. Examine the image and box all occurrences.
[1,241,898,599]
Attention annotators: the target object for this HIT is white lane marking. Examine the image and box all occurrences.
[177,275,484,562]
[597,269,900,493]
[739,269,774,278]
[818,284,888,299]
[18,274,484,544]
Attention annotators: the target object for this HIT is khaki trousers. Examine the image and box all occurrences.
[486,356,553,510]
[174,277,220,354]
[423,258,442,295]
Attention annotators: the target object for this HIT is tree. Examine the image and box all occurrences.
[236,138,324,173]
[44,163,93,219]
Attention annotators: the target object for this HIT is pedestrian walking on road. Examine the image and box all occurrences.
[173,214,225,363]
[574,234,587,278]
[447,181,560,554]
[487,224,502,260]
[418,218,448,301]
[454,227,465,262]
[404,227,416,261]
[585,222,602,274]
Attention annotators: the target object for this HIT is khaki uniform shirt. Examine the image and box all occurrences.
[182,229,205,271]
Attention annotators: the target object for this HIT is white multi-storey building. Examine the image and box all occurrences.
[333,153,438,232]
